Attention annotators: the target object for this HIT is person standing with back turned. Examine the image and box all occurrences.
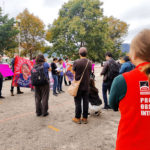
[34,54,50,117]
[100,52,119,109]
[72,47,92,124]
[109,29,150,150]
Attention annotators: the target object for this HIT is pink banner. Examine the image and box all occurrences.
[0,64,14,77]
[12,56,33,88]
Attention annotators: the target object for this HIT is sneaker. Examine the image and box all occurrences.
[53,93,58,96]
[102,106,108,110]
[72,118,81,124]
[60,90,65,93]
[81,118,88,124]
[107,105,112,109]
[0,96,5,99]
[17,91,24,94]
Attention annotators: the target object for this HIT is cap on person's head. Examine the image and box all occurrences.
[105,52,112,57]
[123,56,130,62]
[79,47,87,57]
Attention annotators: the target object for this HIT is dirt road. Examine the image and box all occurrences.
[0,66,120,150]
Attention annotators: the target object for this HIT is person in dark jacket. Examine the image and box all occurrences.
[100,52,119,109]
[0,55,4,99]
[119,56,135,74]
[89,78,102,115]
[35,54,50,117]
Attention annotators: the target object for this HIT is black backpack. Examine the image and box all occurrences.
[107,59,119,80]
[31,64,48,86]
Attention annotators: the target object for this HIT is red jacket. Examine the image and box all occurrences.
[116,62,150,150]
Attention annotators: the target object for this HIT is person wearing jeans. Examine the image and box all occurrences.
[51,58,58,96]
[102,81,112,107]
[52,74,58,95]
[57,58,65,92]
[101,52,118,109]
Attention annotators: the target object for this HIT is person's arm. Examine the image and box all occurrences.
[101,62,108,75]
[109,75,127,111]
[119,64,126,74]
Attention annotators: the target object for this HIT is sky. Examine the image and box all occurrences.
[0,0,150,43]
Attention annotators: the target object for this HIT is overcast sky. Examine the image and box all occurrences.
[0,0,150,43]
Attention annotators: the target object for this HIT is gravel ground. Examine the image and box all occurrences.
[0,66,120,150]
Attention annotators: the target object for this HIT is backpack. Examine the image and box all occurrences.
[107,59,119,80]
[31,64,48,86]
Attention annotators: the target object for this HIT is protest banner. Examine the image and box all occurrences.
[12,56,33,88]
[0,64,14,77]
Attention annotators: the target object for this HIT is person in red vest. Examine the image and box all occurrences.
[109,29,150,150]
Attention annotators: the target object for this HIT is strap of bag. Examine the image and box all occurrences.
[80,60,89,81]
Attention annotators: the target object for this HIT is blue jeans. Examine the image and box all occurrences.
[52,75,58,94]
[102,81,112,107]
[57,75,63,91]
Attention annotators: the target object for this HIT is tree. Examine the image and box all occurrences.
[106,16,128,59]
[46,0,128,62]
[0,7,19,55]
[17,9,45,59]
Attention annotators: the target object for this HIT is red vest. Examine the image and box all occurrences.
[116,62,150,150]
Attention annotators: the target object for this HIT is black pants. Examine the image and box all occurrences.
[74,90,89,119]
[102,81,112,107]
[10,83,20,92]
[0,77,3,96]
[64,75,68,85]
[57,75,63,91]
[35,83,50,115]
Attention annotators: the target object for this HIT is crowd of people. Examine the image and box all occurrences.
[0,29,150,150]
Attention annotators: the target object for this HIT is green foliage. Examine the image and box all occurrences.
[0,7,19,55]
[17,9,45,59]
[46,0,128,62]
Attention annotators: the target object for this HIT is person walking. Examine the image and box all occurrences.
[51,58,58,96]
[109,29,150,150]
[10,54,23,96]
[57,58,65,93]
[119,56,135,74]
[72,47,92,124]
[0,55,5,99]
[34,54,50,117]
[100,52,119,109]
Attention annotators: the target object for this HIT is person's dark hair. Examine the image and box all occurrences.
[58,58,63,62]
[36,54,45,64]
[89,78,98,93]
[105,52,112,58]
[123,56,130,62]
[32,56,36,60]
[79,47,87,57]
[65,58,68,61]
[53,58,58,61]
